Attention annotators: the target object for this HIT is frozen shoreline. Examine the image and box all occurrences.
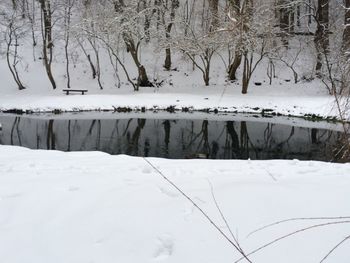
[0,83,342,121]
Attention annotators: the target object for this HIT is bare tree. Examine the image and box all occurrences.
[171,0,223,86]
[314,0,330,77]
[227,0,242,81]
[39,0,56,89]
[1,8,26,90]
[226,0,273,93]
[113,0,153,87]
[156,0,179,71]
[63,0,75,89]
[274,40,304,84]
[343,0,350,54]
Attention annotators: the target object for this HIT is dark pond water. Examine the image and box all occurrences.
[0,113,344,161]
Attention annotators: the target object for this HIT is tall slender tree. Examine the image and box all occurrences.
[39,0,56,89]
[314,0,330,77]
[343,0,350,54]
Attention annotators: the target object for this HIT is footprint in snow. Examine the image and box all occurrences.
[1,193,22,200]
[183,197,206,220]
[123,178,138,186]
[158,186,179,198]
[298,169,319,175]
[94,236,108,245]
[68,186,80,192]
[183,205,196,220]
[6,167,14,173]
[142,166,153,174]
[153,236,174,260]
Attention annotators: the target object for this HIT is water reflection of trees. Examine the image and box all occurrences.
[47,119,55,150]
[126,119,146,156]
[1,116,343,161]
[11,117,22,146]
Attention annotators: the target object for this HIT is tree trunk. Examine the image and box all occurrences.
[241,0,254,94]
[343,0,350,54]
[64,0,73,89]
[11,0,17,10]
[6,22,25,90]
[164,23,173,71]
[138,65,152,87]
[89,39,103,90]
[78,40,97,79]
[204,70,210,86]
[279,0,290,47]
[228,50,242,81]
[114,0,152,88]
[341,0,350,93]
[208,0,219,31]
[164,0,179,70]
[39,0,56,89]
[164,47,172,71]
[125,37,152,86]
[227,0,243,81]
[314,0,330,77]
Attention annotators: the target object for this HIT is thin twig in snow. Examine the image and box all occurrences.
[235,220,350,263]
[319,234,350,263]
[247,216,350,237]
[208,180,244,252]
[143,158,253,263]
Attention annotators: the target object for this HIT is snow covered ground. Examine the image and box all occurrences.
[0,145,349,263]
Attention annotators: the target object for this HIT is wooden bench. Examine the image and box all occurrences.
[63,89,88,95]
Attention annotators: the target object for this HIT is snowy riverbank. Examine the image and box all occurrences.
[0,82,342,120]
[0,145,349,263]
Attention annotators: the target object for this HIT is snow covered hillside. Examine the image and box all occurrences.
[0,0,349,120]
